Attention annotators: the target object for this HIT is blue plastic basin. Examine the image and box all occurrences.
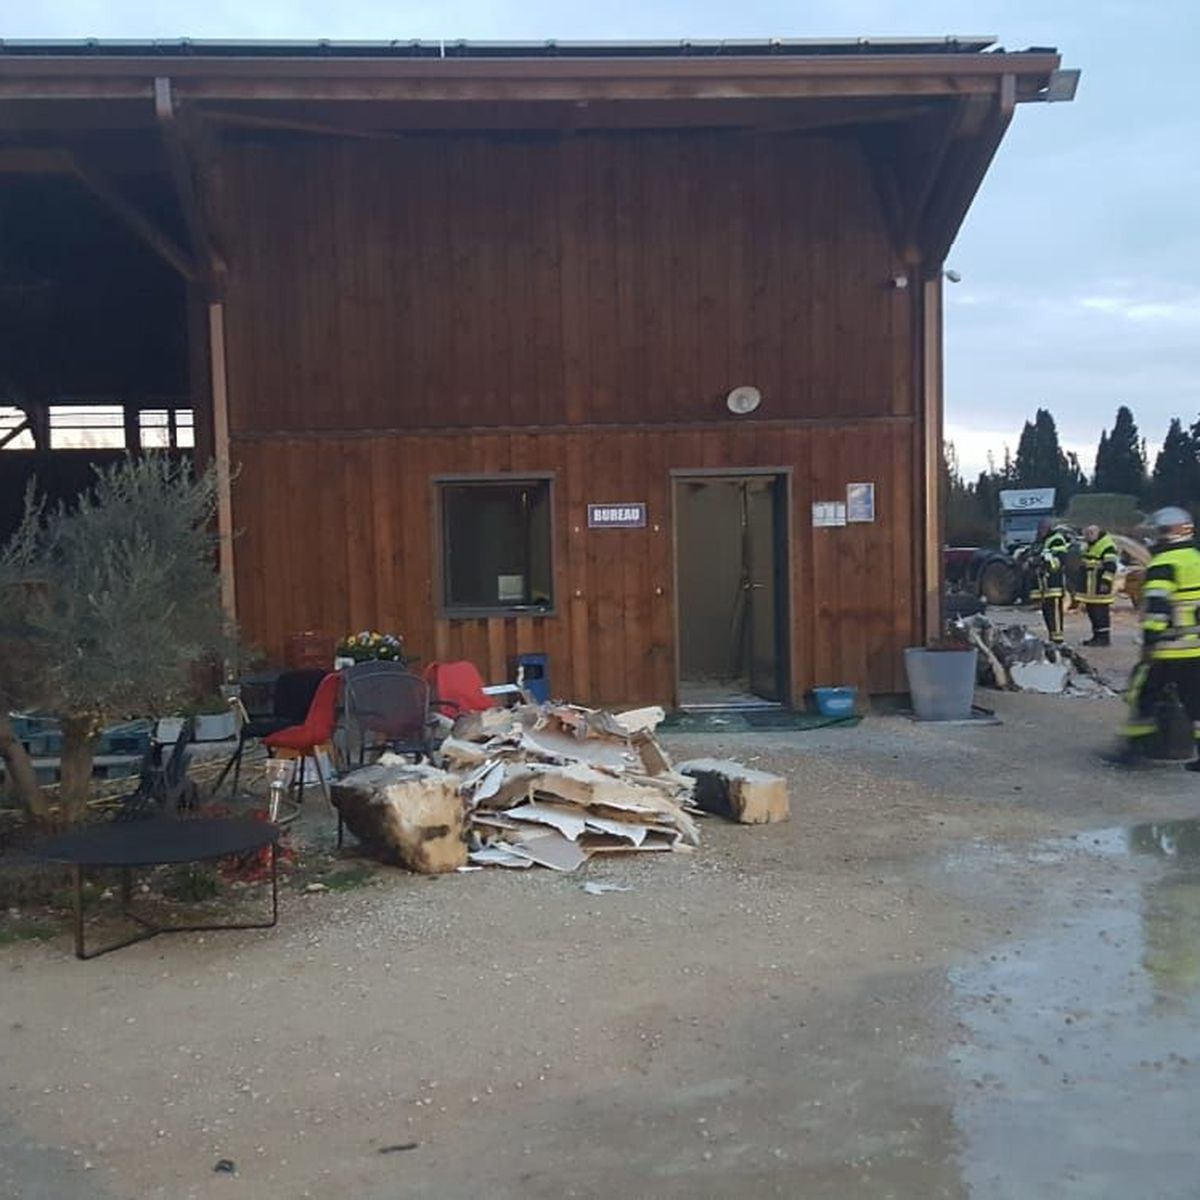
[812,686,857,718]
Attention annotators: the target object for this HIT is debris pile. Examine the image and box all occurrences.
[447,704,700,872]
[957,616,1114,696]
[332,701,790,875]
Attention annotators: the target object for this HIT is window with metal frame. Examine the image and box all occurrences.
[139,408,195,450]
[440,479,553,614]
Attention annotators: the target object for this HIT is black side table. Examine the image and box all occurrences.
[34,817,280,959]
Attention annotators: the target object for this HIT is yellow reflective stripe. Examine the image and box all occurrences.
[1150,646,1200,661]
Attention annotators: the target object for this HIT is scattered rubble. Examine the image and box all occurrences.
[956,616,1116,697]
[333,702,787,875]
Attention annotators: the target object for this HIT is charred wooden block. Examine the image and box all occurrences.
[677,758,790,825]
[332,760,467,873]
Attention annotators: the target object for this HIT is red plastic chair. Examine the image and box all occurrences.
[263,671,341,807]
[423,660,493,719]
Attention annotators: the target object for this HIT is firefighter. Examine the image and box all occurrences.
[1079,524,1120,646]
[1122,507,1200,766]
[1029,517,1071,644]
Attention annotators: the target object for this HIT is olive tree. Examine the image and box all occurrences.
[0,455,232,824]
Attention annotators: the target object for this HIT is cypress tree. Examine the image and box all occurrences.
[1150,418,1198,508]
[1094,406,1146,498]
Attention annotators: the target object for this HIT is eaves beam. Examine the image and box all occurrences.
[0,145,196,281]
[154,76,227,297]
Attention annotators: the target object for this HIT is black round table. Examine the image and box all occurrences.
[35,817,280,960]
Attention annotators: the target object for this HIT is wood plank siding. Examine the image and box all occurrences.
[217,129,921,704]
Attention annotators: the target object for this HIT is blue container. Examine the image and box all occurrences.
[812,686,857,718]
[512,653,550,704]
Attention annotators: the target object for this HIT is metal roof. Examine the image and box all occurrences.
[0,36,1039,61]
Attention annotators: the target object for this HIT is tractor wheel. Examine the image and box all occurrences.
[979,560,1020,607]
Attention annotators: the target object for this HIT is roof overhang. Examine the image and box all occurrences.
[0,38,1075,291]
[0,41,1063,106]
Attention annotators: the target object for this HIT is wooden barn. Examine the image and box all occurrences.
[0,38,1076,707]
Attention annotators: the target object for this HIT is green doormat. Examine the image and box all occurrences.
[659,709,861,733]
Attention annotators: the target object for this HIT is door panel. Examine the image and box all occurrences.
[675,473,789,707]
[676,480,743,682]
[746,479,780,701]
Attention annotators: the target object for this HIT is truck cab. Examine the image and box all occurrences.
[999,488,1057,553]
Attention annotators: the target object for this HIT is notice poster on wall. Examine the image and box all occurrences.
[846,482,876,523]
[811,502,847,528]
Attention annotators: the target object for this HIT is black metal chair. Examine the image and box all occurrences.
[343,661,435,765]
[114,718,198,821]
[339,662,436,848]
[210,668,327,797]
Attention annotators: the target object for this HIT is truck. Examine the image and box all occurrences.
[998,487,1057,552]
[943,488,1056,609]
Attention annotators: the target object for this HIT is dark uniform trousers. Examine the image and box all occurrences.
[1081,533,1119,642]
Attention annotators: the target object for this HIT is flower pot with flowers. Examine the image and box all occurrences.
[334,630,409,668]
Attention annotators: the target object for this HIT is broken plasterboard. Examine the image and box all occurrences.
[1009,659,1070,694]
[468,845,534,869]
[519,727,637,771]
[504,801,589,841]
[612,706,666,736]
[466,761,507,806]
[506,830,589,872]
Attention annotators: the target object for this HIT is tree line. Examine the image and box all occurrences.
[945,405,1200,545]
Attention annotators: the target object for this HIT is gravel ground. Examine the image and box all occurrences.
[3,604,1199,1199]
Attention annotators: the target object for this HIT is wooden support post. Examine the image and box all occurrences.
[921,274,944,644]
[208,301,236,622]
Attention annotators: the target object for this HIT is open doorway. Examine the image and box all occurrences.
[674,473,789,708]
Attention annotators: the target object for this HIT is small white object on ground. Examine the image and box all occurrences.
[582,882,632,896]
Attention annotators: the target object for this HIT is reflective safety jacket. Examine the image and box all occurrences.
[1080,532,1119,604]
[1142,543,1200,660]
[1030,528,1072,600]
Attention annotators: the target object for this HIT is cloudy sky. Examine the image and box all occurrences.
[8,1,1196,476]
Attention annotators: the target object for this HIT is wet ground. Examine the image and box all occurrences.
[3,614,1200,1199]
[943,819,1200,1199]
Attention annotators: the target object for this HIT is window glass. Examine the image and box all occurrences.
[49,405,126,449]
[0,405,33,450]
[441,480,553,612]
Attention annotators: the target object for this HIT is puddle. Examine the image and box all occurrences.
[1127,816,1200,860]
[947,821,1200,1197]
